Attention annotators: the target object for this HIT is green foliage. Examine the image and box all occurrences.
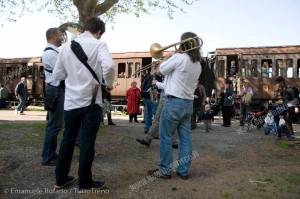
[0,0,198,24]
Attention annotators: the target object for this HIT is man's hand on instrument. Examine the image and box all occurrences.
[152,80,158,86]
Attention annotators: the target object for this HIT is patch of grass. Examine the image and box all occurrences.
[278,141,290,149]
[284,174,300,184]
[222,192,231,199]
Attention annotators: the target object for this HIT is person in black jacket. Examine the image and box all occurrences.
[221,79,234,127]
[141,70,162,134]
[15,77,28,115]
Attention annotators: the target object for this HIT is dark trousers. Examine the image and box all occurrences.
[191,107,201,128]
[222,106,233,126]
[278,125,292,138]
[41,86,64,163]
[240,104,249,126]
[55,104,102,186]
[107,112,113,124]
[129,114,138,122]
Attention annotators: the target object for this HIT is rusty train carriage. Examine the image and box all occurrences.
[111,52,152,101]
[1,45,300,103]
[0,57,44,99]
[0,52,153,102]
[214,45,300,102]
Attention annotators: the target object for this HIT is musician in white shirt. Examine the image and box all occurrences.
[53,17,115,190]
[149,32,202,179]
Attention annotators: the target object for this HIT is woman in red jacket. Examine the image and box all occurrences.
[126,81,141,122]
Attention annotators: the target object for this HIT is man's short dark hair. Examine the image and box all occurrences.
[1,85,4,87]
[83,17,105,34]
[46,28,60,41]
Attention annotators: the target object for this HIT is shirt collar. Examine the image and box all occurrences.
[47,43,59,50]
[79,31,96,39]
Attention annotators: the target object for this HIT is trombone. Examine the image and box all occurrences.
[132,36,203,77]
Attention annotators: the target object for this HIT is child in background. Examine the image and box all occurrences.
[202,104,214,132]
[277,115,294,140]
[264,110,277,135]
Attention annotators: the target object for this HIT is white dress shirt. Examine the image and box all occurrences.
[42,43,61,87]
[159,53,202,100]
[53,31,115,110]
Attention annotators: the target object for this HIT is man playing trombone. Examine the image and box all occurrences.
[148,32,202,179]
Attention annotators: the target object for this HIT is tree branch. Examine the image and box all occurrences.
[95,0,119,17]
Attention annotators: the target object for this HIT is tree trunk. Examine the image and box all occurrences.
[73,0,119,25]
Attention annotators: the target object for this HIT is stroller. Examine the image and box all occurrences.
[245,110,267,130]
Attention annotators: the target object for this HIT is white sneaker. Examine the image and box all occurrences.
[15,110,20,115]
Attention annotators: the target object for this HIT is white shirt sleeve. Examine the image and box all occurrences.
[98,43,115,87]
[156,81,165,90]
[53,49,67,80]
[159,53,183,76]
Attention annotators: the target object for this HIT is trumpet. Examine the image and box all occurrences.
[132,36,203,76]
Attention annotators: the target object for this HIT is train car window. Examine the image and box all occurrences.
[297,59,300,78]
[135,62,141,78]
[39,66,45,79]
[241,59,249,77]
[128,62,133,78]
[261,60,272,78]
[286,59,293,78]
[118,63,126,78]
[250,60,258,77]
[275,59,285,77]
[217,60,225,77]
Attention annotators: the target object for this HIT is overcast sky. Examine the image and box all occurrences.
[0,0,299,58]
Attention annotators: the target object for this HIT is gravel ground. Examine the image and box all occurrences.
[0,110,299,199]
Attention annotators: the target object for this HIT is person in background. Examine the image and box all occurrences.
[136,75,178,149]
[263,110,277,135]
[229,61,237,77]
[15,77,27,115]
[103,91,116,125]
[141,69,162,134]
[126,81,141,123]
[221,79,234,127]
[239,79,253,126]
[41,27,65,166]
[191,81,206,129]
[0,85,9,108]
[53,17,115,190]
[277,115,294,140]
[202,104,214,132]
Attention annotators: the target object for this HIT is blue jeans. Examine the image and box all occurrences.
[55,104,102,186]
[264,123,277,135]
[159,97,193,176]
[16,95,26,112]
[143,98,158,132]
[41,85,64,163]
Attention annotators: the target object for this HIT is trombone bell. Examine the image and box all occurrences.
[150,43,163,59]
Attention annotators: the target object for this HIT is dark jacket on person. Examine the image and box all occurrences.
[193,83,206,109]
[282,86,299,103]
[141,74,162,99]
[221,87,234,107]
[15,82,27,98]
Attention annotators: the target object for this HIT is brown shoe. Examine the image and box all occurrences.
[147,169,171,179]
[176,172,189,180]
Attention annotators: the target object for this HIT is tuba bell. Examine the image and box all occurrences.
[58,22,82,43]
